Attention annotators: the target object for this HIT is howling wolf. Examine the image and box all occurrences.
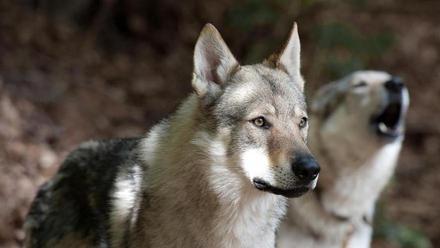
[278,71,409,248]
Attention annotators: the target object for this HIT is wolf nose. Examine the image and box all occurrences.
[292,155,320,182]
[385,77,404,92]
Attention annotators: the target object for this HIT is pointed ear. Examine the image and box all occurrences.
[192,23,239,98]
[311,79,350,119]
[277,22,304,89]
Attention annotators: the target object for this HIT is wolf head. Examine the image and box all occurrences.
[311,71,409,166]
[191,23,319,198]
[308,71,409,217]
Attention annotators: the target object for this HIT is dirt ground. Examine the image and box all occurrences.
[0,0,439,247]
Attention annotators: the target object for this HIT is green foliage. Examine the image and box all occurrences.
[224,0,284,64]
[225,0,279,31]
[374,206,432,248]
[312,22,394,78]
[347,0,368,8]
[225,0,395,81]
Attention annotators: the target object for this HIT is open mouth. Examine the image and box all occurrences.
[372,99,405,138]
[253,178,310,198]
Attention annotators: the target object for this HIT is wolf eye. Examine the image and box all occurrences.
[251,117,270,129]
[353,81,367,88]
[299,117,308,129]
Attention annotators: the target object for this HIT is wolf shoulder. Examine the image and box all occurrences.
[58,137,145,191]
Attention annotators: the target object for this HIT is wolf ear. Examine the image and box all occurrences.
[311,79,349,119]
[192,23,239,98]
[270,23,303,90]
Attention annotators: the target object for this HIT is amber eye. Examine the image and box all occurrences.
[299,117,308,129]
[252,117,270,129]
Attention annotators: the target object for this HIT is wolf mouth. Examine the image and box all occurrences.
[373,100,404,138]
[253,178,310,198]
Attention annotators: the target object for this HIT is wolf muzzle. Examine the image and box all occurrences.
[253,154,320,198]
[372,76,407,139]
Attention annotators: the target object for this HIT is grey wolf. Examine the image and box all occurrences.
[277,71,409,248]
[24,23,319,248]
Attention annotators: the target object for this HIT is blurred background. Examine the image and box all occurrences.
[0,0,439,247]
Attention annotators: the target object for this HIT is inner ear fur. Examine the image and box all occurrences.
[264,22,304,91]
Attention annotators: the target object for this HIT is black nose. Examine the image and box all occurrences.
[385,77,404,92]
[292,155,320,182]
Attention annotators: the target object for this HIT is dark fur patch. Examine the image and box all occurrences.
[25,138,142,247]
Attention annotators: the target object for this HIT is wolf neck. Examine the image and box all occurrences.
[320,141,401,217]
[303,123,402,228]
[138,94,286,248]
[284,126,402,245]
